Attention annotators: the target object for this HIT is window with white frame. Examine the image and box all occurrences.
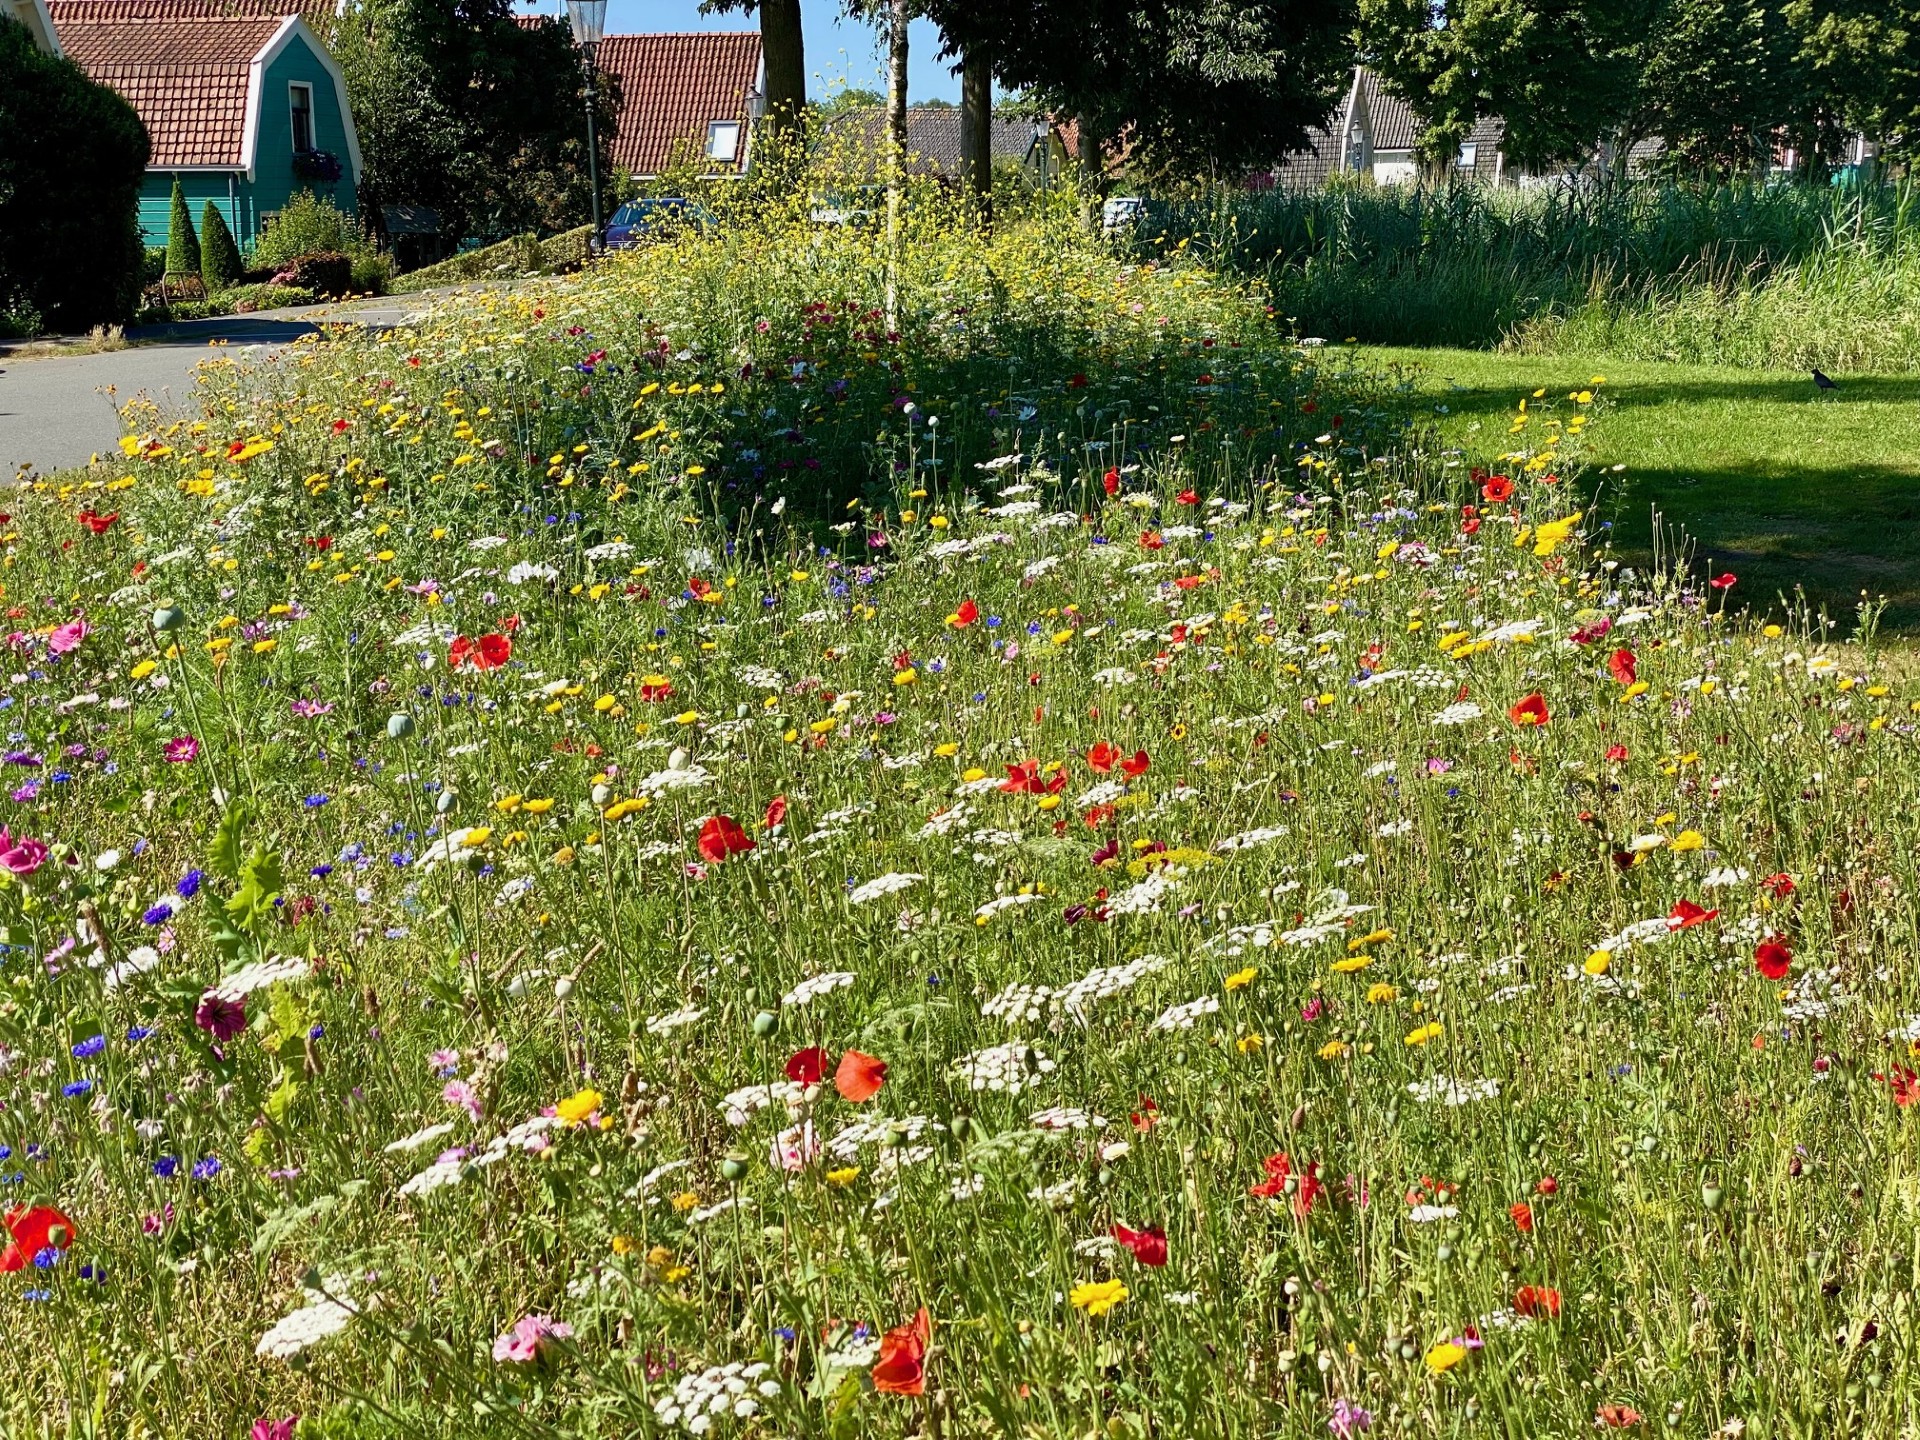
[1456,141,1477,169]
[289,81,314,153]
[706,121,741,163]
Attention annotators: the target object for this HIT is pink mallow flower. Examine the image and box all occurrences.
[47,618,89,656]
[492,1313,572,1364]
[0,828,49,875]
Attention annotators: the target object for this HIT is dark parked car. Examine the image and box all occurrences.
[603,198,717,250]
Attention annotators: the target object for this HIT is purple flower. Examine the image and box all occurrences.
[1328,1398,1373,1438]
[193,992,246,1042]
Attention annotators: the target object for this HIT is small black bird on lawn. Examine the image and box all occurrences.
[1812,368,1838,391]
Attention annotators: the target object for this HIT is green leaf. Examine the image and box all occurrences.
[207,803,254,883]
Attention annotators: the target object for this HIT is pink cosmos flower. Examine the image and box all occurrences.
[47,619,89,656]
[492,1313,573,1364]
[0,828,49,875]
[250,1417,299,1440]
[163,736,200,764]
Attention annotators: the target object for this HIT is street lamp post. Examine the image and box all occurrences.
[565,0,608,255]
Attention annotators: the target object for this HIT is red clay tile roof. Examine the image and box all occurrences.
[595,31,761,177]
[48,0,333,24]
[54,12,284,167]
[816,106,1043,178]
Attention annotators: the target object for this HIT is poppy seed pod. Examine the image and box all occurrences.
[151,606,185,632]
[751,1010,779,1038]
[387,712,416,739]
[434,791,456,815]
[720,1151,750,1183]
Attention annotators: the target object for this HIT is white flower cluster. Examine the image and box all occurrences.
[847,872,922,905]
[255,1276,363,1358]
[1075,780,1127,809]
[506,560,559,586]
[1030,1105,1107,1131]
[825,1113,941,1160]
[384,1121,456,1153]
[1150,995,1220,1032]
[1103,868,1179,917]
[975,892,1046,922]
[645,1006,706,1035]
[734,664,784,690]
[653,1360,780,1434]
[718,1081,807,1127]
[1055,953,1170,1015]
[637,764,714,797]
[1431,701,1484,727]
[211,955,311,1000]
[981,983,1051,1025]
[1406,1075,1500,1106]
[398,1114,561,1197]
[918,805,970,837]
[782,971,855,1008]
[951,1042,1055,1093]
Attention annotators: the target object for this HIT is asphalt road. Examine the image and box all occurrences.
[0,298,428,474]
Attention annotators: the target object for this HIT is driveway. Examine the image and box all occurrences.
[0,295,435,473]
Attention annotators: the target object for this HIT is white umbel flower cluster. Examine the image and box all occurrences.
[255,1276,363,1358]
[653,1360,781,1434]
[950,1042,1055,1093]
[847,872,923,905]
[782,971,855,1008]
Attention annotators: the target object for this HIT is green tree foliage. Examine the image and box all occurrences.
[924,0,1358,183]
[165,178,201,278]
[1359,0,1663,173]
[335,0,616,245]
[200,200,243,290]
[1787,0,1920,166]
[0,18,150,329]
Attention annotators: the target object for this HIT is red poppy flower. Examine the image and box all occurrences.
[871,1308,930,1396]
[1514,1284,1561,1319]
[1507,693,1551,727]
[1761,872,1796,898]
[1882,1066,1920,1106]
[1249,1152,1322,1216]
[1754,939,1792,981]
[697,815,755,863]
[1129,1095,1159,1132]
[1709,572,1738,590]
[1087,741,1119,774]
[1111,1223,1168,1266]
[1481,475,1515,503]
[763,795,788,831]
[1667,899,1719,930]
[1604,744,1629,762]
[1175,488,1200,506]
[1606,648,1637,685]
[1462,516,1482,535]
[1595,1404,1643,1429]
[952,599,979,627]
[784,1047,830,1085]
[687,576,712,598]
[1535,1175,1559,1196]
[76,509,119,535]
[1119,750,1150,780]
[1102,468,1120,497]
[1139,531,1164,550]
[0,1205,75,1271]
[639,677,674,702]
[834,1049,887,1103]
[1509,1201,1534,1233]
[1000,761,1065,795]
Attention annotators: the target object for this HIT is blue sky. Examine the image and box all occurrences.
[521,1,964,102]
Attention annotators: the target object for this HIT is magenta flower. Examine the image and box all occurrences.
[491,1313,573,1364]
[442,1079,482,1121]
[1328,1398,1373,1438]
[163,736,200,764]
[250,1417,299,1440]
[0,828,49,875]
[193,992,246,1042]
[47,618,89,656]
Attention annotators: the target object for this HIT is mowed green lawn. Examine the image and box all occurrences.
[1363,346,1920,630]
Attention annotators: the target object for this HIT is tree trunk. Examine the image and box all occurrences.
[1075,112,1104,231]
[960,45,992,224]
[759,0,806,162]
[884,0,908,332]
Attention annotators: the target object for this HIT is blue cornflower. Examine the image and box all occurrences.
[310,863,333,878]
[21,1288,50,1301]
[151,1156,179,1178]
[61,1080,93,1098]
[303,794,329,808]
[70,1035,105,1060]
[176,869,203,899]
[191,1157,221,1181]
[31,1246,61,1269]
[126,1026,153,1043]
[141,904,175,926]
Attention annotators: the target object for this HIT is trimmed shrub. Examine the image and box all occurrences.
[218,282,316,313]
[253,193,357,269]
[165,179,199,279]
[0,17,149,329]
[276,251,352,297]
[200,201,243,291]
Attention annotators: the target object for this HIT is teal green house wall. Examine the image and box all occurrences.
[132,22,360,249]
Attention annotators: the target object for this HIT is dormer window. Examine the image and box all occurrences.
[706,121,740,163]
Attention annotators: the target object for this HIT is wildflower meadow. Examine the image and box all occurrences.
[4,201,1915,1440]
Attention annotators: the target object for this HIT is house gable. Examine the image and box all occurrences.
[594,31,763,179]
[6,0,59,52]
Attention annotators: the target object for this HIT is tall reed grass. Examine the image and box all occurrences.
[1136,179,1920,368]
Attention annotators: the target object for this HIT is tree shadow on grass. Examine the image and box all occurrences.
[1588,459,1920,631]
